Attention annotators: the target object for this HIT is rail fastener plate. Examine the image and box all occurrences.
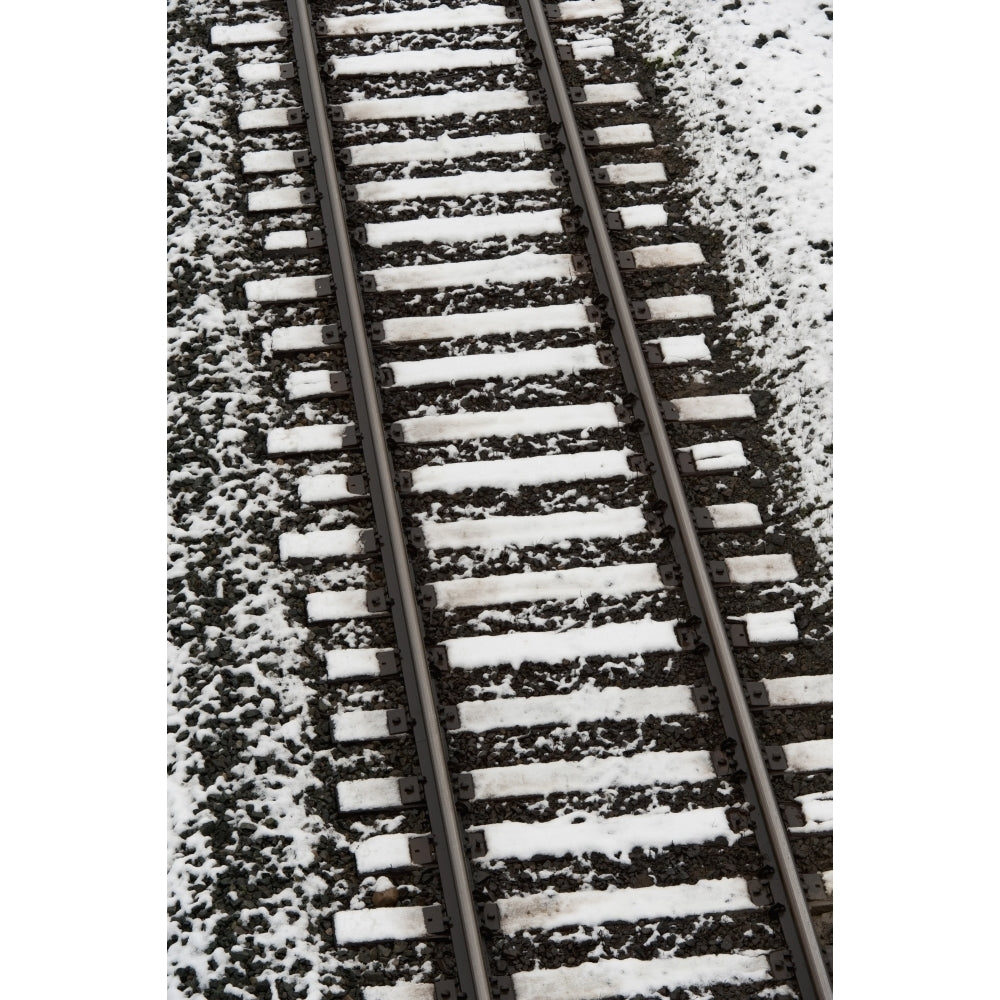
[408,835,436,866]
[708,560,732,584]
[385,709,411,735]
[365,588,389,614]
[629,299,652,322]
[616,250,637,270]
[293,149,311,168]
[328,371,350,395]
[434,980,459,1000]
[428,646,449,670]
[605,210,624,230]
[692,685,718,711]
[464,830,487,858]
[783,802,807,828]
[710,748,733,776]
[440,706,461,730]
[657,563,680,588]
[397,776,424,806]
[321,323,342,345]
[422,905,448,936]
[492,977,515,1000]
[726,620,750,647]
[456,773,475,801]
[674,623,702,651]
[726,806,754,834]
[344,473,369,498]
[767,951,795,981]
[743,681,769,707]
[765,746,789,772]
[481,902,501,932]
[747,878,774,907]
[376,650,399,676]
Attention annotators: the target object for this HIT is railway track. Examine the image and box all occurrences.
[202,2,834,998]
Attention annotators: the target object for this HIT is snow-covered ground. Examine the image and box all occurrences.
[634,0,832,572]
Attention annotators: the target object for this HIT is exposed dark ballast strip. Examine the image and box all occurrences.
[516,1,832,997]
[283,3,493,999]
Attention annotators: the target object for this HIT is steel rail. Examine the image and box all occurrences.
[516,1,832,997]
[283,3,493,998]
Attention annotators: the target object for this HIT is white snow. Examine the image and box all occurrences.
[635,0,832,570]
[237,61,287,83]
[365,251,578,292]
[781,739,833,773]
[355,833,416,875]
[590,123,653,146]
[271,323,330,353]
[336,776,403,813]
[395,401,617,444]
[241,149,300,175]
[567,37,616,60]
[822,870,833,896]
[762,673,832,707]
[362,986,435,1000]
[379,303,590,343]
[306,589,375,623]
[298,473,361,505]
[266,424,352,455]
[468,749,714,801]
[669,394,756,422]
[792,791,833,833]
[325,647,393,681]
[330,47,517,76]
[245,275,328,303]
[615,204,669,229]
[237,107,299,131]
[430,562,664,610]
[511,952,770,1000]
[632,243,705,268]
[210,20,285,46]
[354,169,553,204]
[386,345,604,387]
[340,89,530,122]
[363,209,564,248]
[321,4,511,36]
[265,230,310,251]
[442,617,678,670]
[455,683,696,733]
[702,502,762,529]
[678,439,747,472]
[737,609,798,643]
[556,0,625,21]
[578,83,642,105]
[479,804,737,861]
[347,131,543,167]
[248,187,307,212]
[602,162,667,185]
[497,876,752,933]
[418,505,646,552]
[408,450,633,495]
[286,370,338,400]
[334,906,427,945]
[723,553,797,584]
[651,334,712,363]
[278,526,366,561]
[644,293,715,321]
[330,709,391,743]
